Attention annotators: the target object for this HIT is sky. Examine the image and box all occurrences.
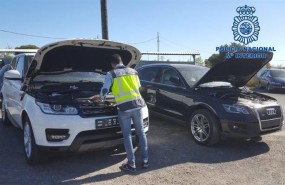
[0,0,284,66]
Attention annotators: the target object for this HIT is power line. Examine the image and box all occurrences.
[160,35,213,54]
[130,37,157,45]
[0,28,66,39]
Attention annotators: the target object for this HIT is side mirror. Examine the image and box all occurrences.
[4,70,22,80]
[169,76,180,85]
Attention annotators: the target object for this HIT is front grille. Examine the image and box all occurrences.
[256,105,282,131]
[77,98,117,117]
[81,107,117,115]
[261,118,282,130]
[257,106,282,120]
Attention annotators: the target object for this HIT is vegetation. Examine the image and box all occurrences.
[195,56,204,66]
[246,76,259,87]
[205,42,244,67]
[15,45,39,49]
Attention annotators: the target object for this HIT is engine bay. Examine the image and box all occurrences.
[32,83,117,116]
[206,87,276,104]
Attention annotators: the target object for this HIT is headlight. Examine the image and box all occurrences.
[222,104,249,114]
[36,102,78,115]
[271,82,280,85]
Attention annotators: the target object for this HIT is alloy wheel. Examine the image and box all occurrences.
[191,114,210,142]
[23,122,32,158]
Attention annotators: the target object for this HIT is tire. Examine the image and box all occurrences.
[267,83,272,92]
[189,109,220,145]
[1,100,12,126]
[23,116,42,164]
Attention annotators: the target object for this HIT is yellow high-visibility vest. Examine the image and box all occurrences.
[111,67,142,106]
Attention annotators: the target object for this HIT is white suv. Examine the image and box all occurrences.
[1,39,149,164]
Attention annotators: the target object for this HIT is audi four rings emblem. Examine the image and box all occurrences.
[266,108,276,116]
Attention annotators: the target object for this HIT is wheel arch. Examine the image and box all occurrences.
[21,110,29,129]
[186,103,222,130]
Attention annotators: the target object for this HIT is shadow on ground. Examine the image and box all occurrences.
[0,114,270,184]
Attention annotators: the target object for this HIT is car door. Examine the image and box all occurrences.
[8,55,25,125]
[155,67,187,120]
[3,57,18,115]
[138,66,162,113]
[259,70,267,87]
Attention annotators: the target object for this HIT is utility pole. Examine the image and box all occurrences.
[157,32,160,61]
[101,0,109,40]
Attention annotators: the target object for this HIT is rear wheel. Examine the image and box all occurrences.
[1,101,11,126]
[23,116,42,164]
[189,109,220,145]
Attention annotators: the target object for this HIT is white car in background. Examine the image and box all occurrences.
[1,39,149,164]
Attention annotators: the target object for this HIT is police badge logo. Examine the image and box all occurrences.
[232,5,260,45]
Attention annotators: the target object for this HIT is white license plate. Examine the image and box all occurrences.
[95,117,119,129]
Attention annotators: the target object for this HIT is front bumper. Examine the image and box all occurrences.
[39,124,149,152]
[220,105,283,138]
[27,104,149,150]
[220,119,282,138]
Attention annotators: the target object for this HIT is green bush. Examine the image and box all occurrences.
[246,76,259,87]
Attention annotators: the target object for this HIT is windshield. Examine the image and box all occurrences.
[270,70,285,78]
[176,66,209,87]
[33,71,105,83]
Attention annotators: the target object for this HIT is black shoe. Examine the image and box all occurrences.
[120,163,136,173]
[142,161,149,168]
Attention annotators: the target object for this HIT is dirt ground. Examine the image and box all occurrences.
[0,91,284,185]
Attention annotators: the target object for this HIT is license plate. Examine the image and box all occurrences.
[95,117,119,129]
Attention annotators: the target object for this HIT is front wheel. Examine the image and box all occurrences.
[189,109,220,145]
[23,116,42,164]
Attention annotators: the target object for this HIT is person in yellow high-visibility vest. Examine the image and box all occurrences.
[100,54,149,173]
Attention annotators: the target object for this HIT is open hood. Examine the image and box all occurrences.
[26,39,141,76]
[193,52,273,88]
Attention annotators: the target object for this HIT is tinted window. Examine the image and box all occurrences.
[176,66,209,87]
[161,67,183,86]
[260,70,267,77]
[270,70,285,78]
[26,56,34,67]
[15,56,25,78]
[140,67,161,83]
[10,57,17,70]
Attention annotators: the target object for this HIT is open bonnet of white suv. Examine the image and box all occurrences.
[26,39,141,75]
[22,39,141,89]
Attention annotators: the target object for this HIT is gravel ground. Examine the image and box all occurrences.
[0,90,284,185]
